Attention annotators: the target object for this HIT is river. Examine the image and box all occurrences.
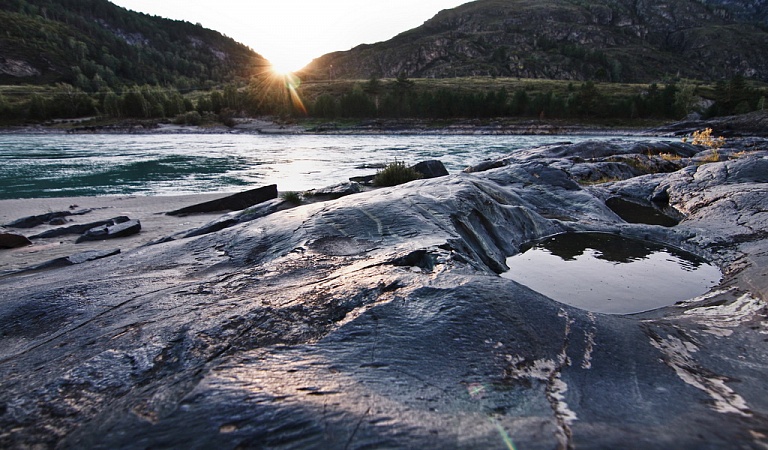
[0,133,672,199]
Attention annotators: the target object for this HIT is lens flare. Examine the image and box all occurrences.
[246,61,307,116]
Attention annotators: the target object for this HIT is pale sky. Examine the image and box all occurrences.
[110,1,470,72]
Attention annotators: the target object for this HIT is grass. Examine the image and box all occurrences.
[659,153,682,161]
[373,160,424,187]
[280,191,302,205]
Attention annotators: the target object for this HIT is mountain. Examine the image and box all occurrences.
[0,0,268,90]
[301,0,768,83]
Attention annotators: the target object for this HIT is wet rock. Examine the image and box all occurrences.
[4,209,93,229]
[76,219,141,243]
[0,233,32,249]
[0,139,766,449]
[166,184,278,216]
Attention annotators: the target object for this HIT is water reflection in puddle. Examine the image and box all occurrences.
[501,232,722,314]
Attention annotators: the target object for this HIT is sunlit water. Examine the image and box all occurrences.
[502,232,722,314]
[0,133,669,199]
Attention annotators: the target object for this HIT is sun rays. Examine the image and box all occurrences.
[245,62,307,116]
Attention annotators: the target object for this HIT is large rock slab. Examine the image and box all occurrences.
[0,139,766,449]
[166,184,278,216]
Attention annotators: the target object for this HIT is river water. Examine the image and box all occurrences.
[0,133,669,199]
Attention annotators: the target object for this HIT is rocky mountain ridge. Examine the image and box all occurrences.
[301,0,768,83]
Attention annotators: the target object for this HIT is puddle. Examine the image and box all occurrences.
[501,232,722,314]
[606,197,681,227]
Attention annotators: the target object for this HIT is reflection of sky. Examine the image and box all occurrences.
[0,134,675,199]
[503,236,722,314]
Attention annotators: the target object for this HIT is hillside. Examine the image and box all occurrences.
[0,0,268,90]
[301,0,768,83]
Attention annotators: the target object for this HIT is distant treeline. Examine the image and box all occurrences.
[0,75,764,125]
[310,75,767,121]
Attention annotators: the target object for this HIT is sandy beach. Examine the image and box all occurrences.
[0,193,230,274]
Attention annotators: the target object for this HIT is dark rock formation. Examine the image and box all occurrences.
[30,217,131,239]
[0,232,32,249]
[76,219,141,243]
[166,185,278,216]
[3,209,92,229]
[0,139,766,449]
[412,159,449,179]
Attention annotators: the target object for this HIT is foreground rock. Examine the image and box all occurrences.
[0,139,766,449]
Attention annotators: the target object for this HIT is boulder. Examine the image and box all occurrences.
[166,184,278,216]
[411,159,449,179]
[76,219,141,243]
[0,232,32,249]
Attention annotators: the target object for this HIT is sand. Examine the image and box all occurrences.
[0,193,230,274]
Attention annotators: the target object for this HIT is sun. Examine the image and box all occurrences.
[269,61,296,77]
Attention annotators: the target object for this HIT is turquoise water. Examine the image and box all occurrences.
[0,133,668,199]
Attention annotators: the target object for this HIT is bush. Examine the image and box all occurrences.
[280,191,302,205]
[173,110,202,125]
[373,160,423,187]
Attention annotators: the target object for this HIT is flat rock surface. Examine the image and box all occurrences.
[0,139,766,449]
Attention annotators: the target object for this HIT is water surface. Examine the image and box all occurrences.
[502,232,722,314]
[0,133,668,199]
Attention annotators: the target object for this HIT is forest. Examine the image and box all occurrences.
[0,74,765,126]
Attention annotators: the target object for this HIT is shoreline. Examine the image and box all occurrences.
[0,193,229,274]
[0,117,671,137]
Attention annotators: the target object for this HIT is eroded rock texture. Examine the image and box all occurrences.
[1,139,766,449]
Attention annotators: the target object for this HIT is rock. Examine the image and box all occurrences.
[306,182,362,200]
[351,160,448,186]
[76,219,141,243]
[4,209,93,229]
[5,249,122,275]
[30,217,131,239]
[411,159,449,179]
[0,233,32,249]
[349,174,376,185]
[0,139,766,449]
[166,185,278,216]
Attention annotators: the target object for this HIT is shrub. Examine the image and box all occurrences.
[173,110,202,126]
[373,160,423,187]
[659,152,682,161]
[281,191,302,205]
[690,128,725,149]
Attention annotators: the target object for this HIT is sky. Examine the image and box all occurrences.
[110,0,470,73]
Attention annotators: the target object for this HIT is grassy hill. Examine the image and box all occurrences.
[300,0,768,83]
